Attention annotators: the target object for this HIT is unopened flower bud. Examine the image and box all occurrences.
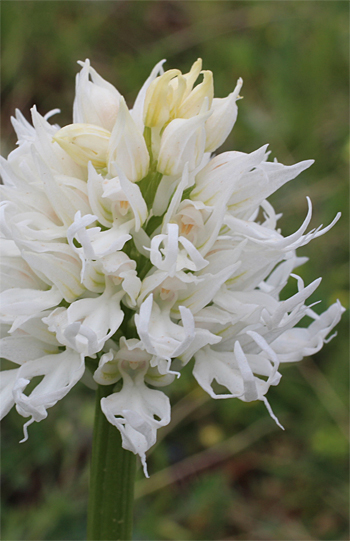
[157,110,211,176]
[73,59,121,131]
[108,98,150,182]
[53,123,110,168]
[143,69,184,128]
[205,78,243,152]
[178,70,214,119]
[182,58,202,97]
[143,59,215,131]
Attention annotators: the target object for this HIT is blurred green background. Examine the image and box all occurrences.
[1,1,349,540]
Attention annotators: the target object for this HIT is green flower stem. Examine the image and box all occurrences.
[87,384,137,541]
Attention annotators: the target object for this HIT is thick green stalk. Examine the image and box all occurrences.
[87,384,137,541]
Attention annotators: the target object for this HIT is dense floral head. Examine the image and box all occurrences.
[0,58,343,476]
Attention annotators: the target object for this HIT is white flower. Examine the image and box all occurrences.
[0,57,344,475]
[135,294,196,370]
[96,338,173,476]
[14,349,84,439]
[100,359,171,477]
[43,280,125,356]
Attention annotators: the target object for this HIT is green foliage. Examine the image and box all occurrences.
[1,1,348,540]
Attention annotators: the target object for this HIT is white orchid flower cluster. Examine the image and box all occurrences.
[0,59,344,476]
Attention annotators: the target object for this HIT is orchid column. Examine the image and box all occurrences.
[0,58,343,540]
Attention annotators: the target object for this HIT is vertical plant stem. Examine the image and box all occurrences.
[87,384,137,541]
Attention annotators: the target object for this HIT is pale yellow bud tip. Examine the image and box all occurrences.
[143,69,182,128]
[53,123,111,168]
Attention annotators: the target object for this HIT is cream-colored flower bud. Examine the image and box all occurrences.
[157,110,211,176]
[143,59,213,129]
[108,97,150,182]
[143,69,183,128]
[205,78,243,152]
[182,58,202,98]
[178,70,214,119]
[53,123,110,168]
[167,74,187,120]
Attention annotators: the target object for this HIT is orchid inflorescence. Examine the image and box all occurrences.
[0,59,343,475]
